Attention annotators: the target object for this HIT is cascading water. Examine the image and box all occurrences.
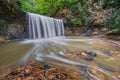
[22,13,120,80]
[27,13,64,39]
[0,12,119,80]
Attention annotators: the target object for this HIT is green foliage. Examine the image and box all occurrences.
[103,0,120,9]
[18,0,64,16]
[105,9,120,31]
[63,0,91,27]
[17,0,36,13]
[19,0,120,29]
[103,0,120,31]
[18,0,93,27]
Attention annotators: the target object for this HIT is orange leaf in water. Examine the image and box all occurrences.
[48,74,56,79]
[16,68,21,72]
[90,69,97,74]
[25,76,34,80]
[81,52,88,57]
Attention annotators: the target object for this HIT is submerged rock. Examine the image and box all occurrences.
[86,51,97,57]
[85,56,93,61]
[43,64,50,70]
[80,51,97,57]
[9,70,19,75]
[78,51,97,61]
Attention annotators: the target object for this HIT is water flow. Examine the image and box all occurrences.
[27,13,64,39]
[21,37,120,80]
[25,13,120,80]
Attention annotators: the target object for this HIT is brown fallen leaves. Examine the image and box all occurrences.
[5,63,81,80]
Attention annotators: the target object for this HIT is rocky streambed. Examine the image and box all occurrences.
[0,36,120,80]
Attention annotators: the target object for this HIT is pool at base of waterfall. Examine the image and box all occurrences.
[0,36,120,80]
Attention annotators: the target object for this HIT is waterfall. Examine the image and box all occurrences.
[27,13,64,39]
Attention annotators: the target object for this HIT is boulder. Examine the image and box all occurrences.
[79,51,97,61]
[86,51,97,57]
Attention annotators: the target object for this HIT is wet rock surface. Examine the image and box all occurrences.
[75,50,97,61]
[84,51,97,57]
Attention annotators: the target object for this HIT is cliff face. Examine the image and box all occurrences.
[0,0,25,22]
[0,0,27,40]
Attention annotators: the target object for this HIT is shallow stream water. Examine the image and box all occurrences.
[0,36,120,80]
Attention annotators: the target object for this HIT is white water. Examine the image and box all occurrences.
[27,13,64,39]
[21,37,120,80]
[25,13,120,80]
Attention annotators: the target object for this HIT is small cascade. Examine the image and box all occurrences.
[27,13,64,39]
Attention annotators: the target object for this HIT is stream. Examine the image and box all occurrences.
[0,36,120,80]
